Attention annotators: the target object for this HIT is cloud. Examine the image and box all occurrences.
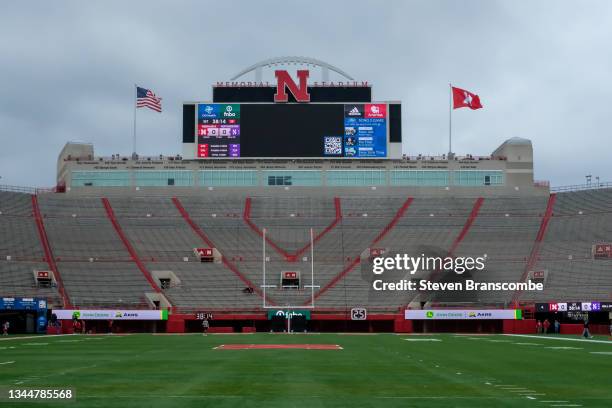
[0,0,610,187]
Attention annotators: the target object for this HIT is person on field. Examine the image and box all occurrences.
[554,319,560,334]
[2,321,9,336]
[543,319,551,334]
[536,320,542,334]
[582,319,592,339]
[202,318,209,336]
[609,320,612,337]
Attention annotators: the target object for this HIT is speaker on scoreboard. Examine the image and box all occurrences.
[389,103,402,143]
[182,104,195,143]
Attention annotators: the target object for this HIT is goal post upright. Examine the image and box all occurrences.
[311,227,315,307]
[262,227,266,309]
[260,227,319,310]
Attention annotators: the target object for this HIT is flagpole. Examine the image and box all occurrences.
[133,84,137,158]
[448,83,452,156]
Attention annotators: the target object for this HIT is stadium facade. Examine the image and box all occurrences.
[1,57,611,335]
[57,136,541,196]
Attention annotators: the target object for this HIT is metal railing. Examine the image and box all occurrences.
[551,181,612,193]
[0,184,56,194]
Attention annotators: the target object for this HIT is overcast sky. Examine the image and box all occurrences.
[1,1,611,187]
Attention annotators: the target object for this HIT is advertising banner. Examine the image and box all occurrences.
[267,310,311,320]
[0,297,47,311]
[343,103,387,158]
[405,309,522,320]
[52,309,168,320]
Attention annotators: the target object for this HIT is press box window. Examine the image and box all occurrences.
[268,176,292,186]
[168,178,175,186]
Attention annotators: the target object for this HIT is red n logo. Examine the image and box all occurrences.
[274,70,310,102]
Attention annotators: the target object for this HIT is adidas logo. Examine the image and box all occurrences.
[348,106,361,116]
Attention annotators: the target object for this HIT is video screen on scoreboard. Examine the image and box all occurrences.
[196,103,387,158]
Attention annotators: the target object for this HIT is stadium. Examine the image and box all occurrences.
[1,56,612,407]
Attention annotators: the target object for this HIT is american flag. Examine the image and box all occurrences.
[136,86,162,112]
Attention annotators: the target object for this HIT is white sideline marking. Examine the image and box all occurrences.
[544,346,582,350]
[487,339,511,343]
[513,342,541,346]
[0,361,15,365]
[526,396,537,400]
[540,401,569,403]
[77,395,523,400]
[503,334,612,344]
[403,338,442,342]
[23,342,49,346]
[550,405,581,407]
[0,334,74,341]
[589,351,612,355]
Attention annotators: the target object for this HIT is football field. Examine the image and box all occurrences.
[1,333,611,407]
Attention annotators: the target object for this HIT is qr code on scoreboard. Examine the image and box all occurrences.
[323,136,342,155]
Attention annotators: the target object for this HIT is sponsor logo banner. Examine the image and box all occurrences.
[405,309,521,320]
[364,103,387,118]
[267,310,311,320]
[344,104,364,118]
[0,297,46,311]
[52,309,168,320]
[198,104,219,119]
[220,104,240,118]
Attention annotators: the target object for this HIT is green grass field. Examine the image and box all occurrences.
[1,333,611,407]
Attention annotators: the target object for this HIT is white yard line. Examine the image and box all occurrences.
[403,338,442,342]
[0,334,75,341]
[0,361,15,365]
[503,334,612,344]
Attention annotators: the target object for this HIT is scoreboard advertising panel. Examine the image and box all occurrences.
[196,103,388,158]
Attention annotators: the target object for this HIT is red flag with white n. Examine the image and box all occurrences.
[452,86,483,110]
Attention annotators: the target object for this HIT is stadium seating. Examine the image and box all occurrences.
[521,189,612,302]
[0,192,62,303]
[1,189,611,310]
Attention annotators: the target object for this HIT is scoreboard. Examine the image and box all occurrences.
[192,103,391,159]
